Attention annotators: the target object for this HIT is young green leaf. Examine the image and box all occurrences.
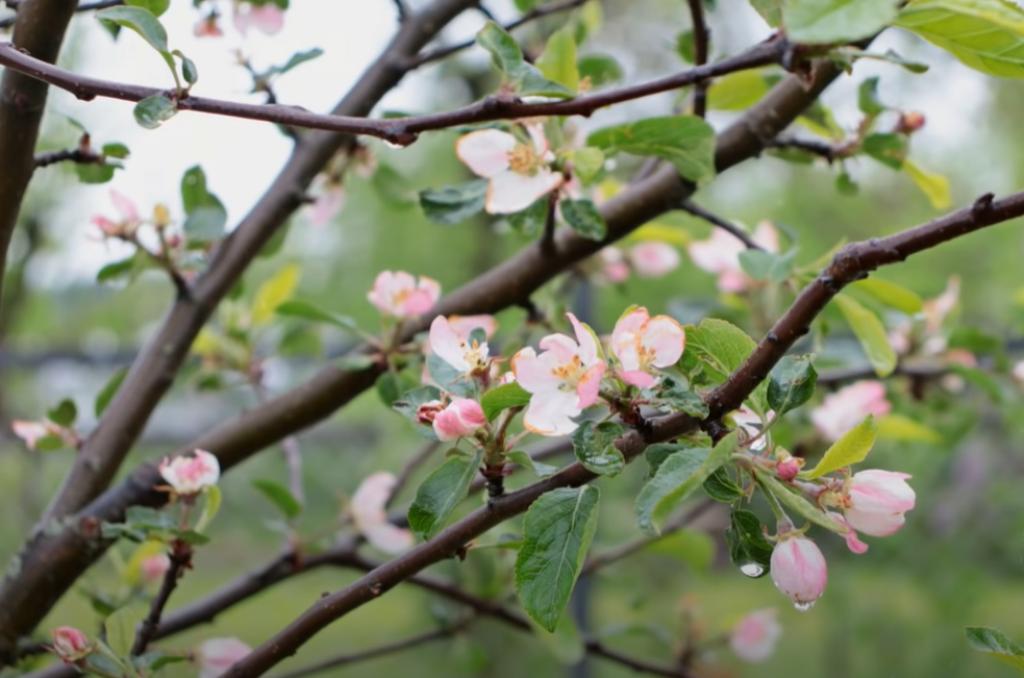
[419,180,488,225]
[857,76,886,116]
[276,299,360,332]
[97,5,169,52]
[252,264,300,326]
[834,293,897,377]
[480,381,531,421]
[408,452,481,539]
[47,399,77,427]
[572,420,626,476]
[784,0,898,44]
[103,603,149,658]
[515,486,601,632]
[588,116,716,183]
[252,479,302,519]
[965,626,1024,670]
[803,415,879,478]
[750,0,783,26]
[707,70,771,110]
[903,158,952,209]
[768,354,817,415]
[682,318,769,412]
[180,165,228,241]
[635,431,737,534]
[476,22,573,98]
[851,277,923,314]
[194,485,221,533]
[726,508,773,576]
[95,367,128,417]
[134,95,177,129]
[576,54,623,86]
[703,467,745,503]
[506,450,559,478]
[560,198,606,241]
[536,27,579,91]
[862,132,908,169]
[875,414,941,443]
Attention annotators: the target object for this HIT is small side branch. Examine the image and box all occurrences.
[679,200,765,250]
[685,0,709,117]
[33,147,103,169]
[129,540,192,657]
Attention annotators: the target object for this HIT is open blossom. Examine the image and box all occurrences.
[512,313,606,436]
[770,535,827,608]
[140,553,171,584]
[51,626,90,663]
[810,380,891,442]
[456,123,563,214]
[610,306,685,388]
[232,2,284,35]
[730,609,782,662]
[159,449,220,495]
[429,315,493,375]
[688,221,779,292]
[91,189,140,238]
[11,419,72,450]
[197,638,252,678]
[628,242,680,278]
[433,398,487,441]
[350,472,413,554]
[367,271,440,318]
[843,470,915,537]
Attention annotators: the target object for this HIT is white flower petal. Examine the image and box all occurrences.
[485,170,562,214]
[455,130,515,178]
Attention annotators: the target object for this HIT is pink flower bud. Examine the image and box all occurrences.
[197,638,252,678]
[416,400,444,425]
[140,553,171,584]
[730,609,782,662]
[776,456,801,482]
[51,626,90,662]
[770,536,827,609]
[433,398,486,441]
[159,449,220,495]
[843,469,915,537]
[899,111,926,133]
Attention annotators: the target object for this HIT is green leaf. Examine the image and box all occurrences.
[419,180,487,225]
[863,132,908,169]
[896,0,1024,78]
[635,432,737,534]
[264,48,324,78]
[751,0,784,26]
[536,27,579,91]
[738,248,797,282]
[47,399,77,427]
[480,382,531,421]
[276,299,360,332]
[251,264,300,326]
[768,354,818,414]
[676,30,696,62]
[903,158,952,209]
[570,147,605,184]
[180,165,228,242]
[707,70,771,110]
[126,0,170,16]
[133,94,177,129]
[506,450,559,478]
[783,0,898,44]
[876,413,942,443]
[392,385,443,433]
[857,76,886,115]
[95,367,128,417]
[965,626,1024,671]
[657,377,710,419]
[852,277,923,314]
[252,479,302,519]
[572,421,626,476]
[726,508,774,576]
[408,452,481,539]
[682,318,769,412]
[756,469,846,531]
[104,603,148,658]
[194,484,221,534]
[476,22,573,98]
[704,467,745,503]
[803,415,878,478]
[515,486,601,632]
[74,161,117,184]
[834,293,897,377]
[587,115,716,183]
[97,5,168,52]
[560,198,606,241]
[176,51,199,85]
[577,54,623,86]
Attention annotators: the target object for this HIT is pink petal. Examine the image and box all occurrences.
[522,389,580,436]
[308,186,345,226]
[629,242,680,278]
[455,129,515,179]
[429,316,471,372]
[642,315,686,367]
[576,362,606,408]
[619,369,656,389]
[511,348,559,394]
[538,333,578,363]
[110,189,139,223]
[567,312,600,366]
[485,170,562,214]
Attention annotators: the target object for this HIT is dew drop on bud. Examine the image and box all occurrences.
[793,600,815,612]
[739,562,765,578]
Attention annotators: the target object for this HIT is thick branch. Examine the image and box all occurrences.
[0,0,120,29]
[0,37,788,144]
[224,191,1024,676]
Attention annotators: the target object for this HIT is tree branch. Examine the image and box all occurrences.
[0,37,789,144]
[684,0,709,118]
[679,200,765,250]
[32,147,103,168]
[223,190,1024,676]
[0,0,120,29]
[129,541,191,657]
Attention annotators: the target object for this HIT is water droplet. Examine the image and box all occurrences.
[793,600,815,612]
[739,562,765,578]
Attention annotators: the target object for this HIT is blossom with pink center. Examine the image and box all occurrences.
[91,189,140,238]
[367,271,440,318]
[512,313,606,436]
[610,306,685,388]
[140,553,171,584]
[730,609,782,662]
[307,183,345,227]
[232,2,284,35]
[51,626,90,663]
[350,472,413,554]
[770,535,827,608]
[159,449,220,495]
[628,242,680,278]
[197,638,252,678]
[810,380,891,442]
[688,221,779,293]
[599,247,631,284]
[843,469,915,537]
[433,398,487,441]
[193,15,224,37]
[429,315,493,375]
[455,123,563,214]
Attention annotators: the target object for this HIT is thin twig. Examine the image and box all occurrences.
[765,136,841,162]
[679,201,765,250]
[130,541,191,657]
[685,0,709,118]
[32,147,104,168]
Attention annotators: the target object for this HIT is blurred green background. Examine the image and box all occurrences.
[3,0,1024,676]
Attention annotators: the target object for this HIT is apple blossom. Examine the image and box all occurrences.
[232,2,284,35]
[628,242,680,278]
[197,638,252,678]
[350,472,413,554]
[194,14,224,37]
[688,221,779,293]
[91,189,140,238]
[307,183,345,227]
[730,609,782,662]
[433,398,487,441]
[11,419,67,450]
[609,306,685,388]
[367,270,440,318]
[843,470,916,537]
[455,123,563,214]
[429,315,493,375]
[140,553,171,584]
[512,313,606,436]
[923,276,959,334]
[810,380,891,442]
[159,449,220,496]
[776,455,802,482]
[770,535,827,608]
[599,247,631,283]
[51,626,90,663]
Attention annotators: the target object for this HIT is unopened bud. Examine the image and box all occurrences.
[416,400,444,425]
[776,456,802,482]
[899,111,926,133]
